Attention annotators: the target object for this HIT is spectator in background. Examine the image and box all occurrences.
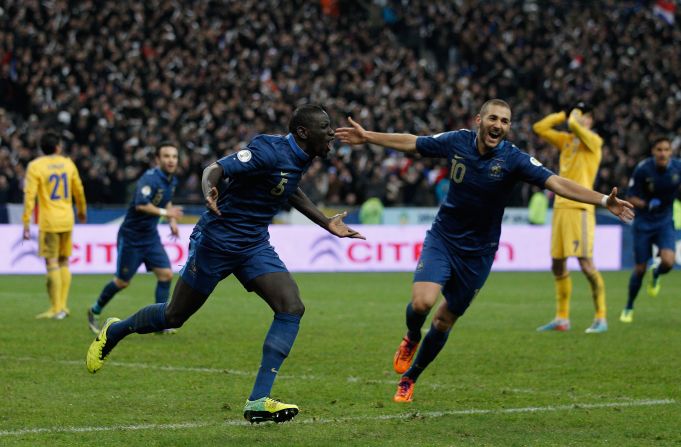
[0,1,679,208]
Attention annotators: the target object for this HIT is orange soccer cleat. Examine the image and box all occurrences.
[393,336,419,374]
[393,377,415,403]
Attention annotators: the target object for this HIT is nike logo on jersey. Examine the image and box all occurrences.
[453,154,464,160]
[280,172,289,177]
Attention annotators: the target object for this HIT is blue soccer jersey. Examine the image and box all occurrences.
[196,133,312,254]
[416,129,554,255]
[628,158,681,230]
[119,168,178,245]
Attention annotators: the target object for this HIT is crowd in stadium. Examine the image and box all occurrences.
[1,0,680,208]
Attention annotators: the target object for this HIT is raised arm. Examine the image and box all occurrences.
[335,117,418,153]
[545,175,634,222]
[532,111,570,149]
[288,188,365,239]
[567,109,603,152]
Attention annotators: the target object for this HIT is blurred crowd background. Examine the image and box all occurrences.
[1,0,680,209]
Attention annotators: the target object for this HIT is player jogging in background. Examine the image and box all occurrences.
[86,105,364,424]
[533,103,608,334]
[22,131,86,319]
[336,99,634,403]
[620,137,681,323]
[87,143,183,334]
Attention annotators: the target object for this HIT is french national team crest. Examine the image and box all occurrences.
[490,161,503,178]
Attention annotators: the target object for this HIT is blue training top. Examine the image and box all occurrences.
[416,129,554,255]
[119,167,178,245]
[628,157,681,229]
[196,133,312,254]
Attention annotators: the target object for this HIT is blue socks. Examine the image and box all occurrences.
[93,281,122,313]
[404,324,450,382]
[406,303,428,343]
[155,280,171,304]
[103,303,168,357]
[626,271,644,310]
[248,313,301,401]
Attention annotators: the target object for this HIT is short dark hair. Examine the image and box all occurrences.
[650,136,671,149]
[479,99,511,118]
[288,104,327,134]
[156,141,178,157]
[575,101,593,115]
[40,131,61,155]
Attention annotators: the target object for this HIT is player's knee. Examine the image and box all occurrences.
[157,269,173,282]
[411,299,432,314]
[113,277,129,289]
[58,256,69,267]
[633,264,647,277]
[281,299,305,317]
[432,314,456,332]
[164,308,187,328]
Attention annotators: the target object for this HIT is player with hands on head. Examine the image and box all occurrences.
[533,102,609,334]
[336,99,633,403]
[86,104,364,424]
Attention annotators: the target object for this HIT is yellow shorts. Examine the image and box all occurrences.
[551,208,595,259]
[39,231,73,259]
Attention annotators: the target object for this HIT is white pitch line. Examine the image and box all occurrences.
[0,399,675,436]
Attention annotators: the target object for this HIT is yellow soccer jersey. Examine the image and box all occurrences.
[23,154,86,232]
[532,110,602,211]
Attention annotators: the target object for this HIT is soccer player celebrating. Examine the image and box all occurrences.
[533,103,608,334]
[335,99,633,403]
[87,143,183,333]
[86,105,364,423]
[620,137,681,323]
[22,131,87,319]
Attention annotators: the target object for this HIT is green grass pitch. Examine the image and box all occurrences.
[1,271,680,446]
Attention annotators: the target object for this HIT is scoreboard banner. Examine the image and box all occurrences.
[0,224,622,274]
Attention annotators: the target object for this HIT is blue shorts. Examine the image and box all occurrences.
[180,229,288,296]
[116,233,171,281]
[413,231,494,316]
[632,222,676,265]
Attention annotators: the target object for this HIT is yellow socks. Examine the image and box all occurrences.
[46,267,62,313]
[554,274,572,320]
[585,270,606,319]
[59,265,72,312]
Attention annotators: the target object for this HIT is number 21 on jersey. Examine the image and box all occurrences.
[49,172,69,200]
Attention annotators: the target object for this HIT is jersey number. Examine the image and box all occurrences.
[450,160,466,184]
[271,178,288,196]
[49,173,69,200]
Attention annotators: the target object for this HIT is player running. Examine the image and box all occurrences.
[620,137,681,323]
[87,143,183,334]
[86,105,364,423]
[336,99,634,403]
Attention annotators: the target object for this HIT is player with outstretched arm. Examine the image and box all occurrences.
[86,105,364,424]
[335,99,634,403]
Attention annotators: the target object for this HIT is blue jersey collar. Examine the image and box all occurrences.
[154,167,174,183]
[286,133,310,162]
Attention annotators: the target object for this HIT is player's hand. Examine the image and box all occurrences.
[78,212,87,223]
[166,205,184,220]
[605,187,635,223]
[205,187,221,216]
[648,198,661,212]
[326,211,365,240]
[169,221,180,240]
[335,117,368,146]
[22,227,30,240]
